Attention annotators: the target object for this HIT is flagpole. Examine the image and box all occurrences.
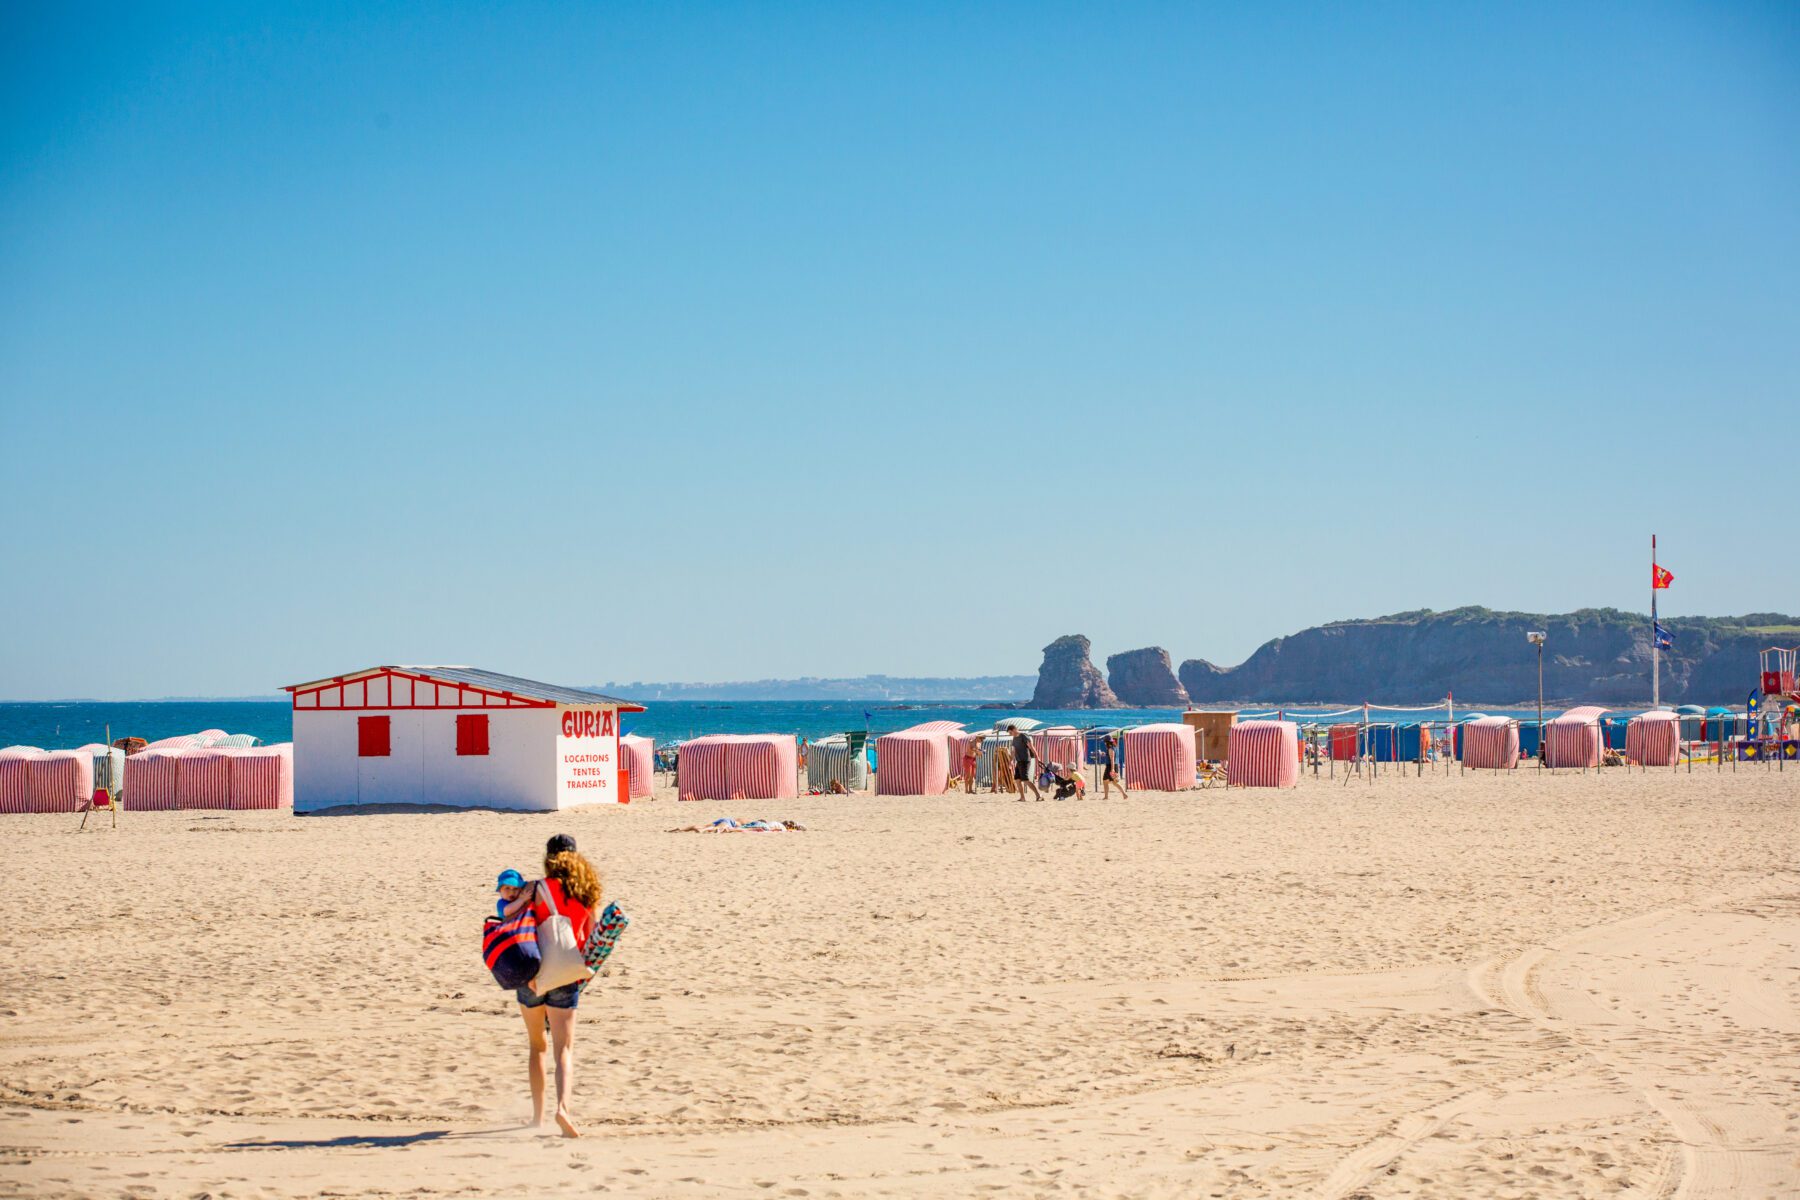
[1651,533,1660,709]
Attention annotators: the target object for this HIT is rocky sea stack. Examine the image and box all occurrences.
[1105,647,1189,707]
[1029,635,1122,709]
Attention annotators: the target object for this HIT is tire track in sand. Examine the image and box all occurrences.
[1466,878,1800,1200]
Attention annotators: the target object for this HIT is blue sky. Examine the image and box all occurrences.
[3,2,1797,700]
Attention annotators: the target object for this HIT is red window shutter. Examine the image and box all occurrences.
[358,716,391,757]
[456,714,490,757]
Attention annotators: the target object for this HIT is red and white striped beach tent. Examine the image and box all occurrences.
[727,735,797,800]
[1625,711,1680,767]
[620,734,655,798]
[285,666,644,812]
[145,730,228,751]
[1460,717,1520,770]
[677,734,798,800]
[1030,726,1085,776]
[904,721,964,753]
[0,748,95,814]
[226,745,295,809]
[946,729,988,777]
[1545,706,1608,768]
[906,721,968,788]
[177,748,234,808]
[119,745,296,811]
[1122,723,1197,791]
[0,748,44,815]
[123,748,182,811]
[1226,720,1301,788]
[875,729,952,796]
[677,735,730,800]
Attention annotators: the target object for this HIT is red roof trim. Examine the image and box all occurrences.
[284,666,640,712]
[287,668,558,711]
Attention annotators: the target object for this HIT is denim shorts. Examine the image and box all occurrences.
[516,981,582,1009]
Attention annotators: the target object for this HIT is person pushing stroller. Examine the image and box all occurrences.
[1008,724,1042,802]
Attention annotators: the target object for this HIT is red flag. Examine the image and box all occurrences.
[1652,563,1673,589]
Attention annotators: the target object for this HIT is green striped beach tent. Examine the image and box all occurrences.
[806,733,869,793]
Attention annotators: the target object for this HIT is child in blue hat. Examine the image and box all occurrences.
[494,868,527,919]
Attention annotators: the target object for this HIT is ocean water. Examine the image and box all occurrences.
[0,698,1573,753]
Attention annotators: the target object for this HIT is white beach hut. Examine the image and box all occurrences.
[284,666,644,813]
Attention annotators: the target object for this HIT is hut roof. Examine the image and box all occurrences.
[284,665,643,710]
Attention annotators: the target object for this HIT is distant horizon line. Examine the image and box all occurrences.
[0,695,1704,710]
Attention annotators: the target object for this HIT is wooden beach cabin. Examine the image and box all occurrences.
[285,666,643,812]
[1181,710,1236,763]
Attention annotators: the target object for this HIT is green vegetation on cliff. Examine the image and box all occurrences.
[1178,607,1796,706]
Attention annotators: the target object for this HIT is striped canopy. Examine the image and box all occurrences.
[677,735,798,801]
[1545,707,1608,768]
[0,749,94,814]
[1122,724,1196,791]
[874,731,949,796]
[620,735,655,798]
[121,745,293,811]
[902,721,965,735]
[1625,711,1680,767]
[1462,717,1519,770]
[1226,721,1300,788]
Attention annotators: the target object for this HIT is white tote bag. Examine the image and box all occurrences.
[530,881,594,993]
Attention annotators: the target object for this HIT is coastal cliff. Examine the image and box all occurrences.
[1178,607,1798,706]
[1029,635,1122,709]
[1106,647,1189,707]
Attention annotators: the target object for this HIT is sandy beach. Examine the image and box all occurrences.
[2,766,1797,1198]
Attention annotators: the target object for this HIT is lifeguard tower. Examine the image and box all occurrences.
[1761,646,1797,704]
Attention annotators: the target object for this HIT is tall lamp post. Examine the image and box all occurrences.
[1527,631,1547,764]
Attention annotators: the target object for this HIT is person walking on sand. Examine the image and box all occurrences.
[1098,734,1129,799]
[1009,724,1042,802]
[500,832,601,1137]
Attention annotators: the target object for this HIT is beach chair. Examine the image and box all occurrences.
[78,787,121,831]
[1196,762,1228,789]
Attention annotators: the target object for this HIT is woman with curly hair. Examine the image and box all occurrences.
[516,832,601,1137]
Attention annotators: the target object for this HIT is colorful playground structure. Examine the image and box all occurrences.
[1745,646,1800,763]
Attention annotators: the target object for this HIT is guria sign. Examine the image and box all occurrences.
[557,708,619,803]
[561,709,616,738]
